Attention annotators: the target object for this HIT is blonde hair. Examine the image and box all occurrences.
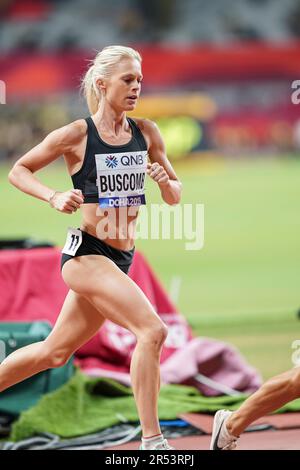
[81,45,142,114]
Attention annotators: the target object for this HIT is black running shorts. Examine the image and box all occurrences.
[61,229,135,275]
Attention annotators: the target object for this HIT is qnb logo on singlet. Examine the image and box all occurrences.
[96,151,148,208]
[105,155,118,168]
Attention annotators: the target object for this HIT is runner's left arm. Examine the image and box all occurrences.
[145,120,182,205]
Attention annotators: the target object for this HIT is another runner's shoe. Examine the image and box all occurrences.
[210,410,239,450]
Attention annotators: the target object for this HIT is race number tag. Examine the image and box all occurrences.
[95,151,148,208]
[62,227,82,256]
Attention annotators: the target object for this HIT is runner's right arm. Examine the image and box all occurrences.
[8,123,84,214]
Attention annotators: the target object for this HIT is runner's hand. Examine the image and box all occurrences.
[49,189,84,214]
[147,162,169,186]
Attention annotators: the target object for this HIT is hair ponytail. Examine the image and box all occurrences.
[81,65,100,114]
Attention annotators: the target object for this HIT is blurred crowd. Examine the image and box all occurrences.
[0,0,300,161]
[1,99,299,163]
[0,0,300,51]
[0,101,72,162]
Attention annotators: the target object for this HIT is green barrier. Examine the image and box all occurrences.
[0,322,75,416]
[157,116,203,159]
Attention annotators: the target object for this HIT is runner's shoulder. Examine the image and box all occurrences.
[131,117,158,133]
[130,117,159,148]
[48,119,87,149]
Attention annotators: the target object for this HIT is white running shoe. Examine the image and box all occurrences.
[210,410,238,450]
[139,438,175,450]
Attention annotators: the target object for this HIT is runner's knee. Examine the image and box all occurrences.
[137,322,168,349]
[40,341,72,369]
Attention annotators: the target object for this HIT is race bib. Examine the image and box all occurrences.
[95,151,147,208]
[62,227,82,256]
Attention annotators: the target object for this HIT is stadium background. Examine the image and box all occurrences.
[0,0,300,380]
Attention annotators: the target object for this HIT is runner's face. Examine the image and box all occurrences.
[105,58,143,111]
